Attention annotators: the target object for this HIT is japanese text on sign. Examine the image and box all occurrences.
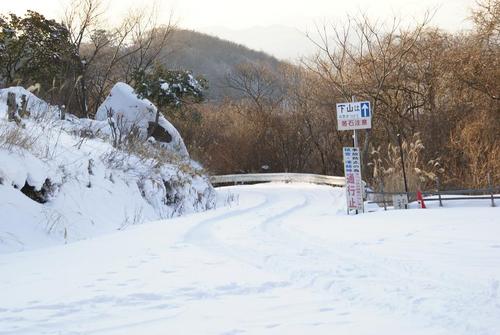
[336,101,372,131]
[343,147,364,212]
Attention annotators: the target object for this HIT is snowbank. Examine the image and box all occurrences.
[0,86,215,253]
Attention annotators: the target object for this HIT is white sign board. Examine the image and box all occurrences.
[392,194,409,210]
[343,147,364,212]
[336,101,372,131]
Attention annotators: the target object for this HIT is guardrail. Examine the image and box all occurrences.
[210,173,346,187]
[366,187,500,209]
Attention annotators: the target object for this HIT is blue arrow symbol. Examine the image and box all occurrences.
[360,102,370,117]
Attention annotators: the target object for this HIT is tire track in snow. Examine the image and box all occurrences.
[184,185,499,335]
[253,194,498,335]
[182,191,270,247]
[183,188,313,271]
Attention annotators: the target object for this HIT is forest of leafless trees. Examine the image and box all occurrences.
[1,0,498,192]
[182,0,499,192]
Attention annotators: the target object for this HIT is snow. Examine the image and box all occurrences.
[0,86,214,253]
[187,73,203,93]
[0,86,59,119]
[160,82,170,91]
[1,183,499,335]
[95,82,188,157]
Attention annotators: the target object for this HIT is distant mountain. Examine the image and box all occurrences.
[160,29,286,100]
[202,25,317,61]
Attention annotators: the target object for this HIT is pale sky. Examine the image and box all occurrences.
[0,0,476,59]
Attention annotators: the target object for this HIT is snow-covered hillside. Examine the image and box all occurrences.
[1,183,499,335]
[0,86,214,253]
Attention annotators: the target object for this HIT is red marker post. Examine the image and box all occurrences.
[417,190,426,209]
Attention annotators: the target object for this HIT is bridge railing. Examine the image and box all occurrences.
[210,173,346,187]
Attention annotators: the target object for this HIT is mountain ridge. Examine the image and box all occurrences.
[161,29,287,100]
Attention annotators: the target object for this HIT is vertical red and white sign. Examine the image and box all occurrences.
[343,147,364,212]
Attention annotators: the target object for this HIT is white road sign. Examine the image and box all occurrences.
[392,194,409,210]
[336,101,372,131]
[343,147,364,212]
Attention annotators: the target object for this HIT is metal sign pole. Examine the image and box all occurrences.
[397,133,409,209]
[351,95,365,214]
[352,96,358,148]
[352,96,360,213]
[397,133,409,194]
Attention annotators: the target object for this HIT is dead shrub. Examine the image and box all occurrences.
[369,133,444,196]
[0,123,38,152]
[448,111,500,187]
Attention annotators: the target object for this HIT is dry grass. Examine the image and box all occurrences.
[369,133,444,195]
[0,95,64,158]
[448,111,500,188]
[100,129,204,178]
[0,123,38,152]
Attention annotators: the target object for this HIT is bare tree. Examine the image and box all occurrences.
[304,13,432,172]
[64,0,106,116]
[63,0,176,117]
[225,61,284,115]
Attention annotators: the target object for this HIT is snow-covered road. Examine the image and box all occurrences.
[1,183,500,334]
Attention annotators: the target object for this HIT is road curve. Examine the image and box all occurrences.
[1,183,499,335]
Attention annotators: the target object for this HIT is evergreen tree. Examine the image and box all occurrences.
[133,63,207,139]
[133,64,207,112]
[0,11,77,89]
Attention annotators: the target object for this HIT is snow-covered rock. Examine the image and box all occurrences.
[0,86,60,120]
[0,86,215,253]
[95,82,188,157]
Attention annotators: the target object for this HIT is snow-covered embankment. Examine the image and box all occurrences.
[0,85,214,253]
